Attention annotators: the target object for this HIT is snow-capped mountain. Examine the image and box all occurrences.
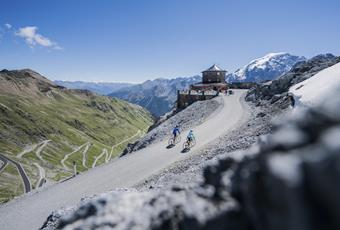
[245,53,340,102]
[109,75,201,117]
[227,52,306,83]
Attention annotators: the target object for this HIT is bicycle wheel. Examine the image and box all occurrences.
[168,137,174,146]
[175,135,181,144]
[183,141,189,149]
[190,138,196,148]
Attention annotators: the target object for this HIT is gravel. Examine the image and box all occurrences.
[134,100,286,191]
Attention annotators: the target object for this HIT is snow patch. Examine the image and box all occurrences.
[290,62,340,107]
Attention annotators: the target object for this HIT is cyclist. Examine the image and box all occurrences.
[186,130,195,145]
[172,125,180,141]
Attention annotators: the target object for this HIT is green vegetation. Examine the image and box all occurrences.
[0,163,23,203]
[0,70,154,203]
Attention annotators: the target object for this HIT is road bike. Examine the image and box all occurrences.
[168,135,181,146]
[183,138,196,150]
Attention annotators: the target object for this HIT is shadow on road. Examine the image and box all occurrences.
[166,144,174,149]
[181,148,190,153]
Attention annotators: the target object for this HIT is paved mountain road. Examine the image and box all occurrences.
[0,90,249,230]
[33,163,46,188]
[0,154,31,193]
[0,156,8,173]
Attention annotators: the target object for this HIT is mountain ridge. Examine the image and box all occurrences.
[227,52,306,82]
[54,80,135,95]
[109,75,201,116]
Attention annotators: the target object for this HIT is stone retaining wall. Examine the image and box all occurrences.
[177,90,217,109]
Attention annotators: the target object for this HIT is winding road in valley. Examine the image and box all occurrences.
[92,148,109,168]
[60,142,91,170]
[0,157,8,173]
[34,163,46,188]
[0,90,250,230]
[17,140,51,160]
[0,154,31,193]
[35,140,51,162]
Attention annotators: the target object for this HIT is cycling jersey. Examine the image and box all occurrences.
[173,127,180,136]
[187,131,194,140]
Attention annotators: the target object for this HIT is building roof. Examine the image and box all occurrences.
[202,64,226,72]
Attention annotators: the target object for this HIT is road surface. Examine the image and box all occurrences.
[0,155,8,173]
[0,90,249,230]
[33,163,46,188]
[0,154,31,193]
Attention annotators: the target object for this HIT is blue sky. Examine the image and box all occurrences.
[0,0,339,83]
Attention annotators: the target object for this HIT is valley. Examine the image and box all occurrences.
[0,69,153,203]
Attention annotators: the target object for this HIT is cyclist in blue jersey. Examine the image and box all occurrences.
[172,125,180,140]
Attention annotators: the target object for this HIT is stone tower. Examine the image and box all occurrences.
[202,64,227,84]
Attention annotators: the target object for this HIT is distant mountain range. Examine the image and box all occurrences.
[109,76,201,117]
[55,77,202,117]
[54,81,134,95]
[226,52,306,83]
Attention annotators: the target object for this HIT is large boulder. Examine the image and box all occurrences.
[231,96,340,230]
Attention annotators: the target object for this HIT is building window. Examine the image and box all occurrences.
[217,72,220,75]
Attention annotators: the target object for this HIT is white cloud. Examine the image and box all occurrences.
[15,26,62,50]
[4,23,12,29]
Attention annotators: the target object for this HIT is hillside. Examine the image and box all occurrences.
[227,52,306,83]
[109,75,201,117]
[54,81,134,95]
[0,69,153,203]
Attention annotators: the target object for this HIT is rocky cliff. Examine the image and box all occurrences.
[246,54,340,102]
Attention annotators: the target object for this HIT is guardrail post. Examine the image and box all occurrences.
[73,161,77,176]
